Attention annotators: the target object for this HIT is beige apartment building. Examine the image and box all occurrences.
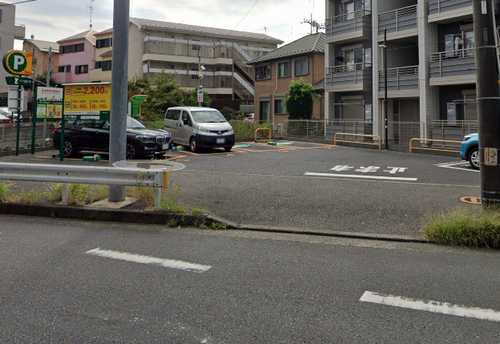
[23,39,59,81]
[90,18,282,111]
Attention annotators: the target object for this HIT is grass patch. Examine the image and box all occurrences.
[47,184,108,206]
[0,183,8,203]
[424,208,500,249]
[191,208,208,216]
[230,121,272,142]
[127,186,156,207]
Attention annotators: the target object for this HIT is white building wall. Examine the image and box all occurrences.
[0,4,17,96]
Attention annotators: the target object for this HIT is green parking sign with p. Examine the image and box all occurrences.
[3,50,32,76]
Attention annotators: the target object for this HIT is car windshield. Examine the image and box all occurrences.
[127,117,146,129]
[191,110,226,123]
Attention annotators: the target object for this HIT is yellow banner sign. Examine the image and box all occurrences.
[64,83,112,115]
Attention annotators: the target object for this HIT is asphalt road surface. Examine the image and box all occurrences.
[169,143,479,237]
[1,215,499,344]
[1,144,480,237]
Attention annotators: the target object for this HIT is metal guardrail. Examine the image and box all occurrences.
[428,0,472,16]
[0,162,169,208]
[333,133,382,150]
[408,138,462,154]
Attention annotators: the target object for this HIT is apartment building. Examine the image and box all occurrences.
[0,2,25,99]
[249,33,325,123]
[23,39,59,81]
[325,0,482,144]
[89,28,113,82]
[131,18,282,111]
[54,31,96,84]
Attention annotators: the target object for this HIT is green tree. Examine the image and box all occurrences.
[128,75,213,121]
[286,79,315,120]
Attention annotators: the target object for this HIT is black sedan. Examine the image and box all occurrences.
[53,117,172,159]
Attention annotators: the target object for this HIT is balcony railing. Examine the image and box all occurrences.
[430,48,476,80]
[379,65,419,91]
[428,0,472,17]
[378,5,417,36]
[326,10,371,42]
[326,63,372,90]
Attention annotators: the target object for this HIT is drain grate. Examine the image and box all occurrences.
[460,196,481,205]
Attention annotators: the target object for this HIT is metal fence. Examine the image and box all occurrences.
[0,122,54,156]
[266,119,478,152]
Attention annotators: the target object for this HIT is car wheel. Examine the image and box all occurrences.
[224,146,232,152]
[469,147,480,170]
[126,144,136,160]
[63,140,75,157]
[190,138,198,153]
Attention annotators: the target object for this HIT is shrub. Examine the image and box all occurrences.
[286,79,315,120]
[231,121,272,142]
[424,208,500,249]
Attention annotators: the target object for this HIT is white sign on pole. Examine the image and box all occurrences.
[197,87,204,104]
[8,86,26,112]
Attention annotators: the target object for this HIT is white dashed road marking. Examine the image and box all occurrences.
[86,248,212,273]
[360,291,500,323]
[305,172,418,182]
[436,161,480,173]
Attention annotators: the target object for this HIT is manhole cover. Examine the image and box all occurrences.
[460,196,481,205]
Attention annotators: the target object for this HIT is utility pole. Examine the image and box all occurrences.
[473,0,500,207]
[109,0,130,203]
[46,47,52,87]
[378,29,389,150]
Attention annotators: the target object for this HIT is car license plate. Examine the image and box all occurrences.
[162,144,169,150]
[216,138,225,144]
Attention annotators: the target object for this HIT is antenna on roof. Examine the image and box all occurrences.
[89,0,95,30]
[301,14,325,34]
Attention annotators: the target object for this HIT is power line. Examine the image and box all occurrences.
[235,0,259,28]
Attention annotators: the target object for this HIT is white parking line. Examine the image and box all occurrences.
[86,248,212,273]
[305,172,418,182]
[360,291,500,323]
[436,161,480,173]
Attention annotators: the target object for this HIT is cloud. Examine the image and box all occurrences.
[16,0,324,44]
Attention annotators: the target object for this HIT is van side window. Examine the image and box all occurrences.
[166,109,181,120]
[181,111,192,126]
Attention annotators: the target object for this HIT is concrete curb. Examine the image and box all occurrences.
[0,203,429,244]
[208,215,429,244]
[0,203,218,227]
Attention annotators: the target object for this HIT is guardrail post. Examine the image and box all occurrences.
[154,188,162,209]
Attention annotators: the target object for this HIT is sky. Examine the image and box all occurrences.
[15,0,325,45]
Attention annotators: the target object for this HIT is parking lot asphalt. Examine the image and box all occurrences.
[1,143,480,237]
[167,143,480,237]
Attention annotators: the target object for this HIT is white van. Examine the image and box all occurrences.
[164,107,235,152]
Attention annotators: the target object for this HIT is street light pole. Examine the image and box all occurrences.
[380,29,389,150]
[108,0,130,203]
[473,0,500,207]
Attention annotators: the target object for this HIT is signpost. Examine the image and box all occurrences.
[197,86,204,106]
[2,50,33,156]
[37,87,63,119]
[59,82,112,161]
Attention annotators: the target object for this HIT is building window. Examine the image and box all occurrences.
[0,9,3,24]
[294,57,309,76]
[58,65,71,73]
[96,38,112,49]
[61,43,85,54]
[259,100,270,122]
[75,65,89,74]
[96,60,112,71]
[255,65,272,81]
[278,62,290,78]
[274,98,286,114]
